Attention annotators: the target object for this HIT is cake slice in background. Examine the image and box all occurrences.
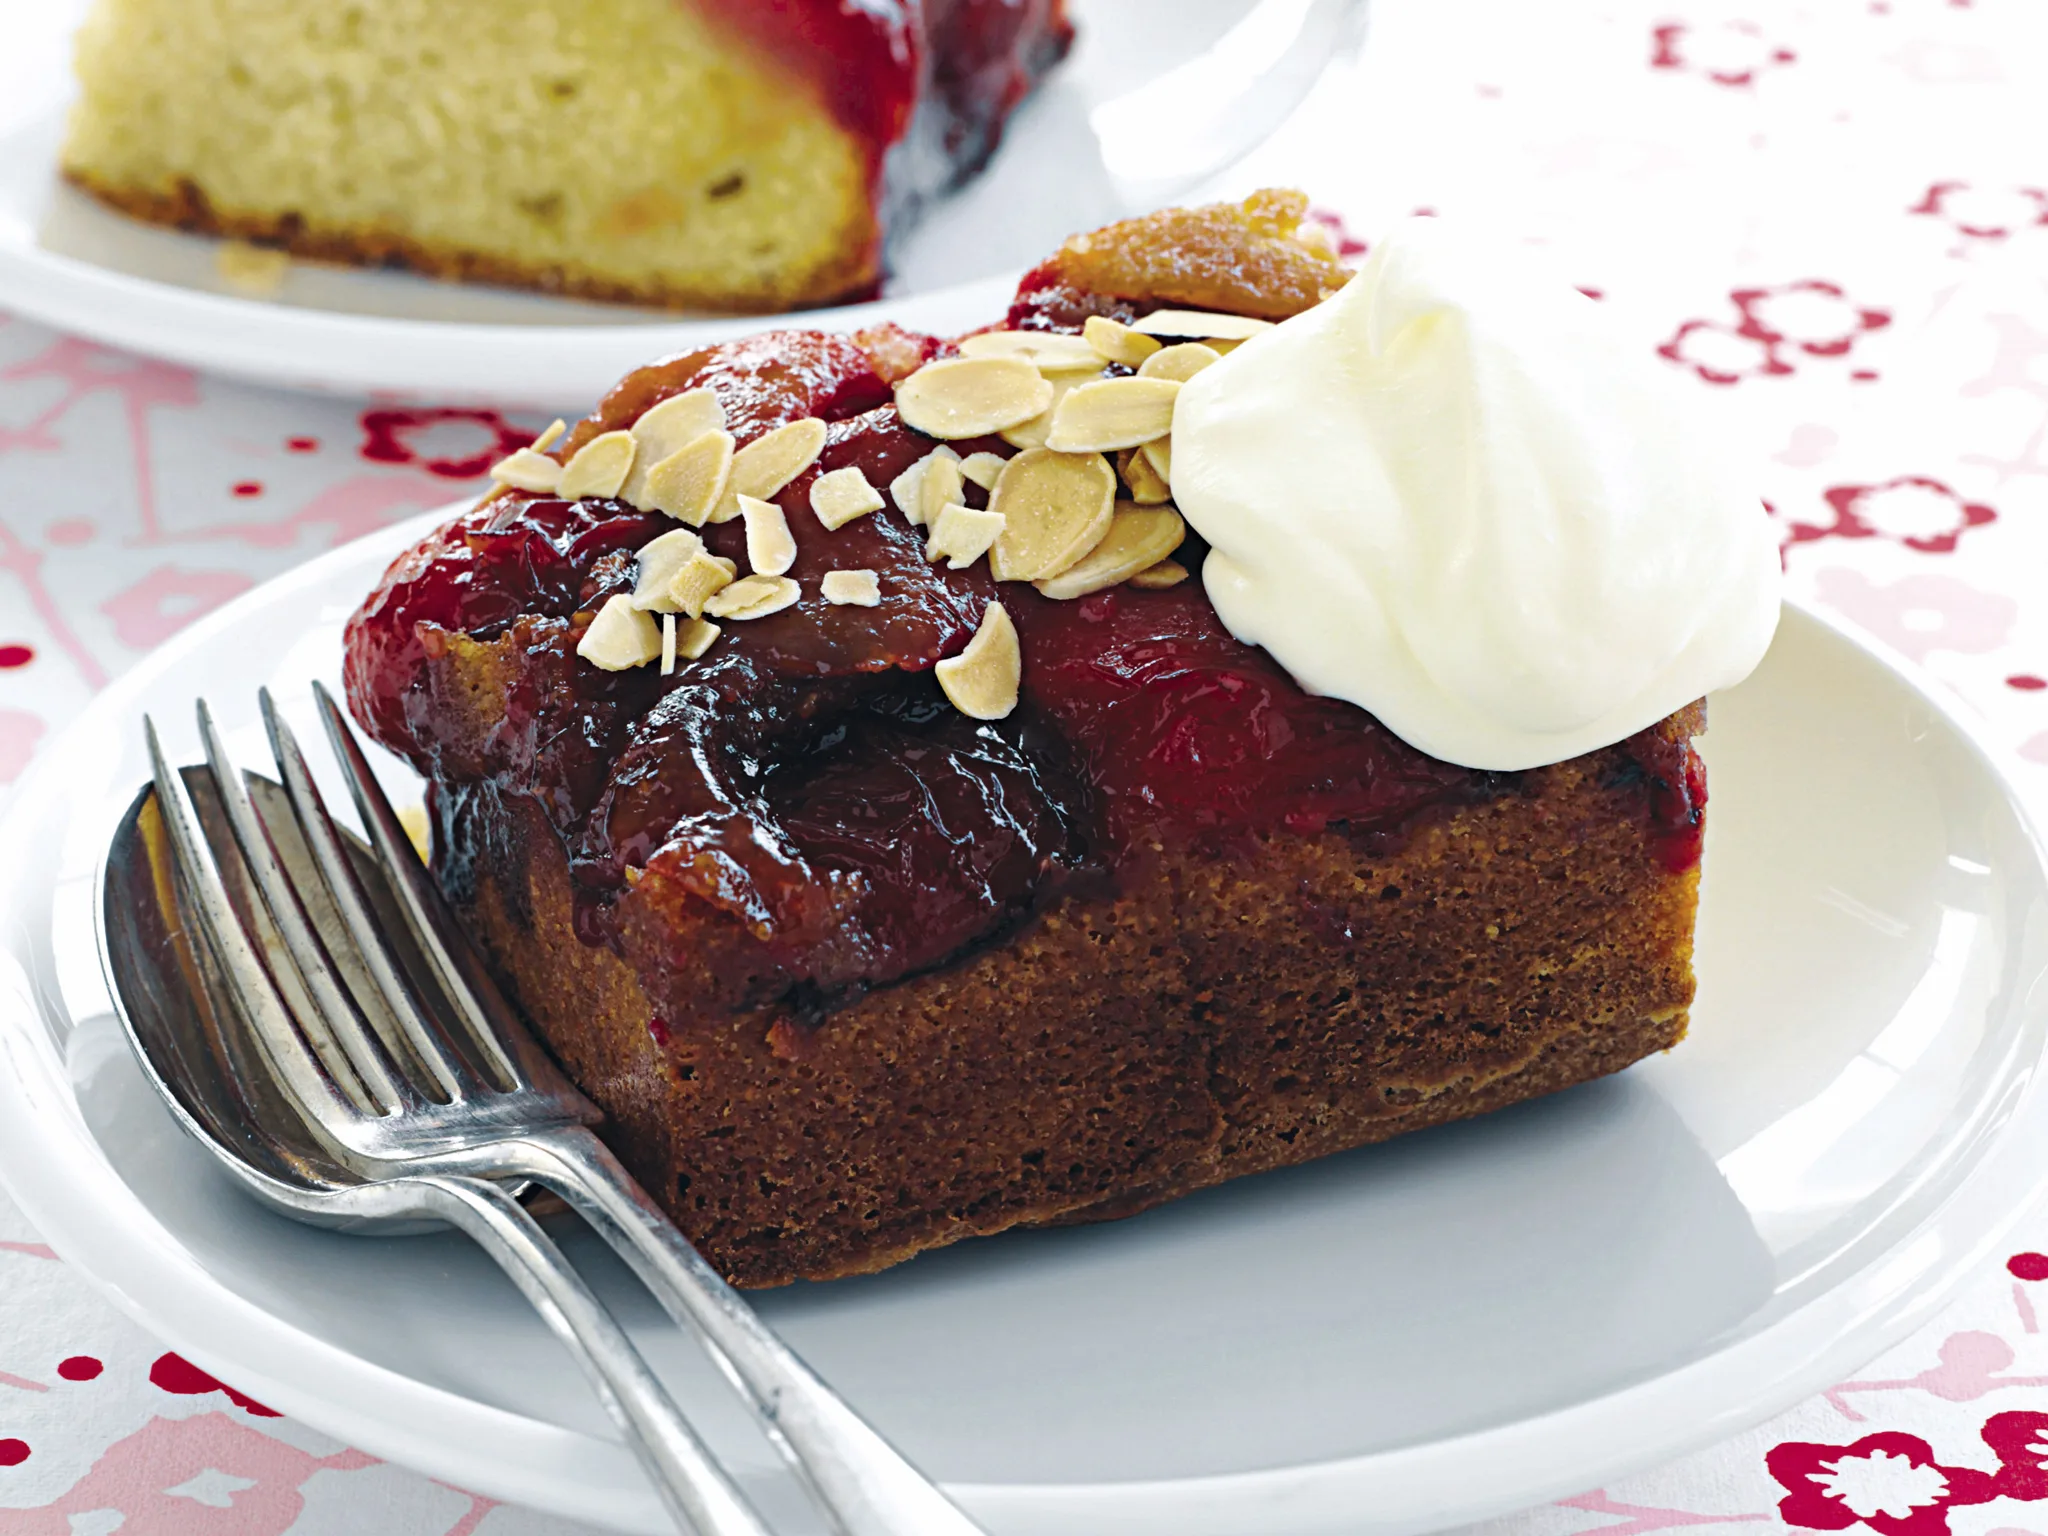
[60,0,1072,312]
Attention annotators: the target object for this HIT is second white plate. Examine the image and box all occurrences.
[0,0,1365,409]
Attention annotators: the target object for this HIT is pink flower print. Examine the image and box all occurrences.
[1824,1333,2048,1421]
[99,566,257,650]
[358,406,533,480]
[1660,282,1890,385]
[1768,1433,1999,1536]
[1810,571,2015,664]
[1555,1489,1771,1535]
[1650,20,1797,87]
[1786,477,1996,554]
[0,707,47,785]
[1911,182,2048,243]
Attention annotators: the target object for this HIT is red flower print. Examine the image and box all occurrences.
[1661,282,1890,385]
[1911,181,2048,243]
[1981,1411,2048,1500]
[1785,477,1995,555]
[1650,20,1796,87]
[1768,1433,1999,1536]
[358,406,533,480]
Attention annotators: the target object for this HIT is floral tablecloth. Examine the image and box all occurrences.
[6,0,2048,1530]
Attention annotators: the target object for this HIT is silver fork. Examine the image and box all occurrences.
[105,685,988,1536]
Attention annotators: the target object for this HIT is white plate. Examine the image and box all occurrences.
[4,507,2048,1536]
[0,0,1364,410]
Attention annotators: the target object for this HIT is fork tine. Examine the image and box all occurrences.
[307,681,538,1092]
[259,692,480,1103]
[145,716,369,1143]
[195,701,410,1116]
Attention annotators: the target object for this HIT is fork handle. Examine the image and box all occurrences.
[408,1171,773,1536]
[500,1127,989,1536]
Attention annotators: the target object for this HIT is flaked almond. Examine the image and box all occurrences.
[1128,558,1189,590]
[1000,374,1080,451]
[631,527,707,611]
[577,594,661,670]
[668,550,738,618]
[490,446,562,494]
[919,453,965,532]
[927,503,1006,569]
[1204,337,1246,356]
[1137,342,1222,383]
[895,356,1052,439]
[889,446,959,527]
[558,429,637,500]
[739,494,797,576]
[678,617,721,660]
[986,448,1116,582]
[821,568,881,607]
[642,430,735,527]
[1132,309,1276,341]
[660,613,678,675]
[1035,506,1187,600]
[1141,435,1171,484]
[935,602,1021,720]
[1045,378,1181,453]
[809,464,884,530]
[531,419,567,452]
[713,417,828,522]
[622,388,725,506]
[1117,448,1171,505]
[705,574,801,620]
[217,239,290,295]
[956,330,1104,374]
[1083,315,1162,366]
[958,451,1008,490]
[395,801,431,862]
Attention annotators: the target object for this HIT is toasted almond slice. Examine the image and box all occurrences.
[927,503,1006,569]
[919,453,966,532]
[631,527,707,611]
[739,494,797,576]
[1141,435,1171,484]
[659,613,678,675]
[1137,342,1222,383]
[895,356,1053,439]
[532,419,568,452]
[217,240,290,294]
[558,430,638,500]
[958,451,1008,490]
[809,465,884,530]
[705,574,801,621]
[1127,558,1189,590]
[577,594,662,670]
[668,550,738,619]
[1116,447,1172,505]
[955,330,1105,374]
[986,448,1116,582]
[643,430,735,527]
[1131,309,1276,340]
[395,800,431,862]
[1036,506,1187,600]
[821,568,882,607]
[889,446,959,527]
[1000,374,1079,451]
[1083,315,1162,366]
[678,617,721,660]
[935,602,1021,720]
[623,388,725,506]
[490,446,562,494]
[1045,378,1181,453]
[711,417,828,523]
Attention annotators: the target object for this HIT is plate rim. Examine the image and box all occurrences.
[3,505,2047,1535]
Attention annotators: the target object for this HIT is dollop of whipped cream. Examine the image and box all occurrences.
[1171,217,1782,772]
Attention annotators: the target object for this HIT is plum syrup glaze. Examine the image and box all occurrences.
[346,303,1705,1022]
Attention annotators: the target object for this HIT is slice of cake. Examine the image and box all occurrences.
[344,190,1778,1287]
[61,0,1072,312]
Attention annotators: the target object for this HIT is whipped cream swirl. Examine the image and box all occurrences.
[1170,217,1782,772]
